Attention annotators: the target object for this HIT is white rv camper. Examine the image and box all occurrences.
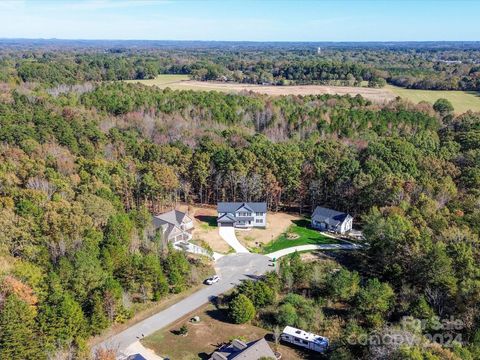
[280,326,329,353]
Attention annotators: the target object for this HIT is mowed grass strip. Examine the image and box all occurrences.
[386,84,480,114]
[262,219,338,254]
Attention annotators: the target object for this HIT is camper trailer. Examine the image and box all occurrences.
[280,326,329,353]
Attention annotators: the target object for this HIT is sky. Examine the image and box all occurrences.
[0,0,479,42]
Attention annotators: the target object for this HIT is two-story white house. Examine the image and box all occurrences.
[217,202,267,228]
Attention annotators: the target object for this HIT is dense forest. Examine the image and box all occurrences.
[1,40,480,89]
[0,42,480,359]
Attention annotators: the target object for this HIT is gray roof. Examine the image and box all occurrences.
[217,213,236,223]
[153,209,191,227]
[312,206,352,227]
[153,210,192,240]
[217,202,267,213]
[211,338,276,360]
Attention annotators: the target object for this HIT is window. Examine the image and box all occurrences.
[255,219,263,223]
[255,212,263,216]
[237,211,252,216]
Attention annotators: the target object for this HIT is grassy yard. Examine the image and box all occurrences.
[141,304,303,360]
[262,219,338,254]
[386,84,480,114]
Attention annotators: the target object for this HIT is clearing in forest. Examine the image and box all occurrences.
[386,84,480,114]
[125,75,480,113]
[125,75,396,103]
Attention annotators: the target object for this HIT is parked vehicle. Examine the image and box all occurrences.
[205,275,220,285]
[280,326,329,353]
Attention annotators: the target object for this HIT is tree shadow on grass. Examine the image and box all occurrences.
[292,219,311,228]
[205,308,232,324]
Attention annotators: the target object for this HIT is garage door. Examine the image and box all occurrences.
[220,222,233,227]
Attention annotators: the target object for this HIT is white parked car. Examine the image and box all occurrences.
[205,275,220,285]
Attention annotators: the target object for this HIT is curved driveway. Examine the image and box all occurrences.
[266,242,362,259]
[218,226,249,253]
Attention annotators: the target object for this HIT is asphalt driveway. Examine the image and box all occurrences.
[93,253,271,358]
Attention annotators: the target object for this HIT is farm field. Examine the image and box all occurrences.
[125,75,480,113]
[386,84,480,114]
[261,219,339,254]
[141,303,305,360]
[124,74,190,86]
[125,75,397,103]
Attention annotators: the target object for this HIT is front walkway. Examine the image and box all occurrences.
[218,226,249,253]
[266,243,362,259]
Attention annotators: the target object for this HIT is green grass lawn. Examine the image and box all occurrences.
[386,84,480,114]
[262,219,338,254]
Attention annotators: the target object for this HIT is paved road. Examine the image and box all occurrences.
[266,243,362,259]
[93,253,271,358]
[218,226,249,253]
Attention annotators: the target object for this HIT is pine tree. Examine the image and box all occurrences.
[0,294,40,359]
[90,294,109,335]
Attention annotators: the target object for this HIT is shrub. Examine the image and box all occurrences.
[229,294,256,324]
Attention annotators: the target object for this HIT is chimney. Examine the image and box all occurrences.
[231,339,248,351]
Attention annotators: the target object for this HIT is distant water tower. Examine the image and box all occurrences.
[317,47,321,54]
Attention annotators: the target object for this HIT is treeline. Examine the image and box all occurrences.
[171,59,385,87]
[2,45,480,90]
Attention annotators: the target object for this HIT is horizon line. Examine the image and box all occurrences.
[1,37,480,44]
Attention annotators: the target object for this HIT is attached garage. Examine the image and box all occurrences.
[219,222,234,227]
[217,213,236,227]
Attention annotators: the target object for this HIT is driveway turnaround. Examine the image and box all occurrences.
[218,226,249,253]
[266,243,362,259]
[93,253,271,359]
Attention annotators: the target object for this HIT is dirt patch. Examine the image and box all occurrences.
[141,304,304,360]
[176,204,231,254]
[235,212,302,251]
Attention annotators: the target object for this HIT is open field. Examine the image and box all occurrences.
[386,84,480,114]
[125,75,480,112]
[125,75,396,103]
[141,303,306,360]
[124,74,190,86]
[236,212,302,251]
[262,219,339,254]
